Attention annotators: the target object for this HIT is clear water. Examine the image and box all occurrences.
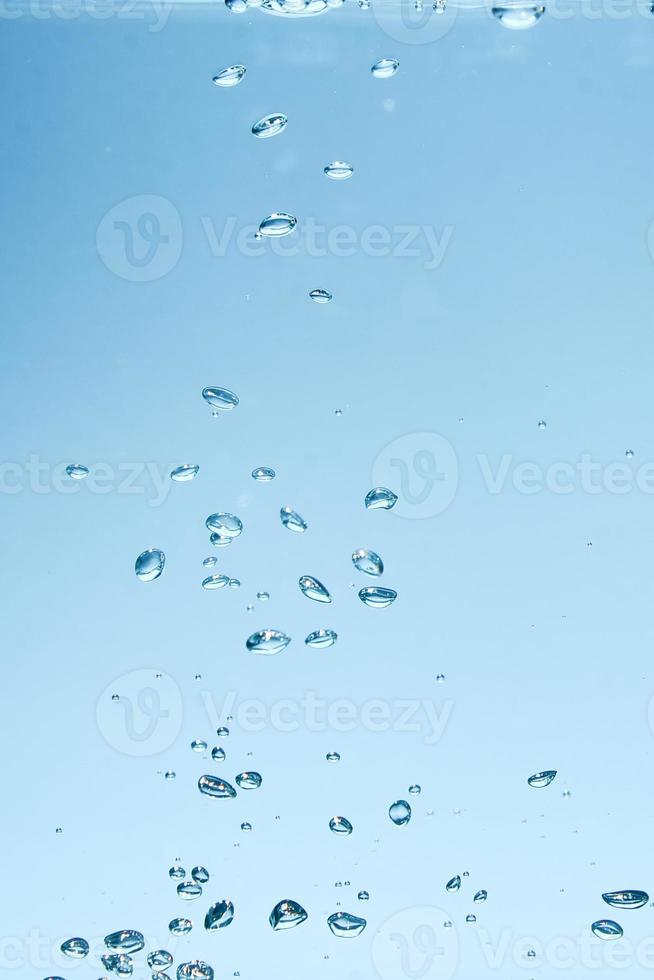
[3,1,654,978]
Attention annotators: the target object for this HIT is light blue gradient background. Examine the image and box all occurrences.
[2,2,654,978]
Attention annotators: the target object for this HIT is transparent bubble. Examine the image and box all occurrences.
[252,113,288,138]
[324,161,354,180]
[198,775,237,798]
[371,58,399,78]
[527,770,557,788]
[246,629,291,655]
[280,506,308,533]
[592,919,624,940]
[65,463,89,480]
[169,918,193,936]
[235,771,262,790]
[305,629,337,648]
[61,938,89,958]
[269,900,308,930]
[171,464,199,482]
[389,800,411,825]
[252,466,276,481]
[259,213,297,237]
[359,586,397,608]
[329,815,353,835]
[327,912,367,937]
[602,890,649,909]
[212,65,246,86]
[352,548,384,576]
[205,900,235,930]
[364,487,398,510]
[202,386,239,414]
[135,549,165,582]
[299,575,331,602]
[491,2,545,29]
